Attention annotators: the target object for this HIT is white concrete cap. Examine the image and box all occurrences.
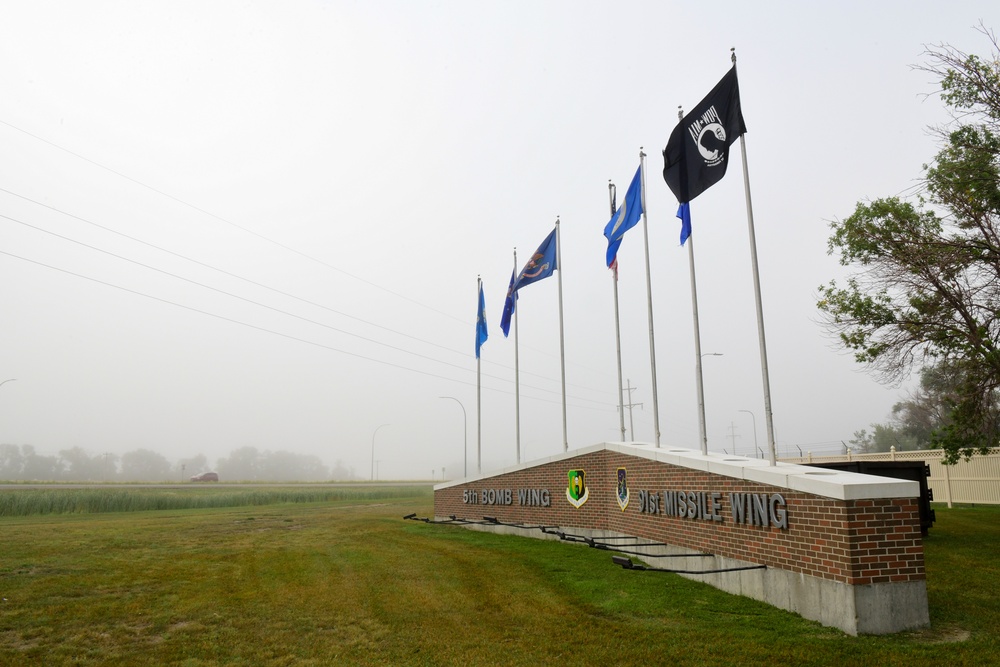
[434,441,920,500]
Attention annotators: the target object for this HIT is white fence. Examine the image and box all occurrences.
[779,448,1000,507]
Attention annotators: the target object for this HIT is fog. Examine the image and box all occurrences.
[0,1,991,480]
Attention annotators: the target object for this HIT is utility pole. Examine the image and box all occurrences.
[727,422,741,456]
[738,409,759,459]
[622,379,643,442]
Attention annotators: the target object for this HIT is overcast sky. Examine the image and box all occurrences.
[0,1,993,479]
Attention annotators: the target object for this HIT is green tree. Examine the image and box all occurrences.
[58,447,108,481]
[119,448,172,481]
[818,26,1000,462]
[849,424,919,454]
[329,459,357,480]
[19,445,62,480]
[0,443,24,479]
[260,450,329,482]
[850,362,981,452]
[215,446,262,481]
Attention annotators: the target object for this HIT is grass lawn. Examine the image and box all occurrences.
[0,488,997,666]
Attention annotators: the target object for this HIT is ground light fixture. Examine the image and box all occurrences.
[403,513,763,576]
[612,555,638,569]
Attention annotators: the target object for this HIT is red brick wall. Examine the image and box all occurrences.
[434,450,925,586]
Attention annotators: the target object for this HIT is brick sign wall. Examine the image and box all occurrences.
[434,448,925,587]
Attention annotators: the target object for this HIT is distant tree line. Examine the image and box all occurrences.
[0,444,357,482]
[850,361,1000,455]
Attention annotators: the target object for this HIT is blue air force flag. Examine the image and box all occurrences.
[677,202,692,246]
[604,166,643,267]
[499,269,517,338]
[476,283,488,358]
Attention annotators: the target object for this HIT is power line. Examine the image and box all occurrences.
[0,184,470,355]
[0,184,616,400]
[0,248,615,414]
[0,119,467,324]
[1,212,493,382]
[0,120,620,403]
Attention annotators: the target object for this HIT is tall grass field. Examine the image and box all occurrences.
[0,485,424,517]
[0,486,997,666]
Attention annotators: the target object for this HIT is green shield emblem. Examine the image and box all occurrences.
[566,469,589,508]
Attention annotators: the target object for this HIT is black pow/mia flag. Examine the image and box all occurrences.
[662,66,746,203]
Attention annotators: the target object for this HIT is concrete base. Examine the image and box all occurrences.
[438,519,930,635]
[683,553,929,635]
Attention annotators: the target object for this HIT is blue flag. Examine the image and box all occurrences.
[499,269,517,337]
[476,283,488,358]
[677,202,691,246]
[499,227,557,337]
[515,228,558,290]
[604,166,643,267]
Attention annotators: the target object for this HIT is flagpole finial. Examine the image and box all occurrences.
[639,146,646,158]
[731,47,737,64]
[677,106,684,121]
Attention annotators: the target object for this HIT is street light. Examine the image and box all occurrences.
[0,380,16,426]
[439,396,467,478]
[738,409,759,459]
[371,424,389,481]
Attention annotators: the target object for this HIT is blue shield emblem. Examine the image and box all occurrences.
[616,467,629,511]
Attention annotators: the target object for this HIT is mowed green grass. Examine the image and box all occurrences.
[0,489,998,666]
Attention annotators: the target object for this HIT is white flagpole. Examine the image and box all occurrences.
[678,104,711,456]
[688,231,710,455]
[556,217,568,452]
[639,149,662,447]
[733,49,776,466]
[477,275,483,475]
[513,248,521,464]
[609,181,626,442]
